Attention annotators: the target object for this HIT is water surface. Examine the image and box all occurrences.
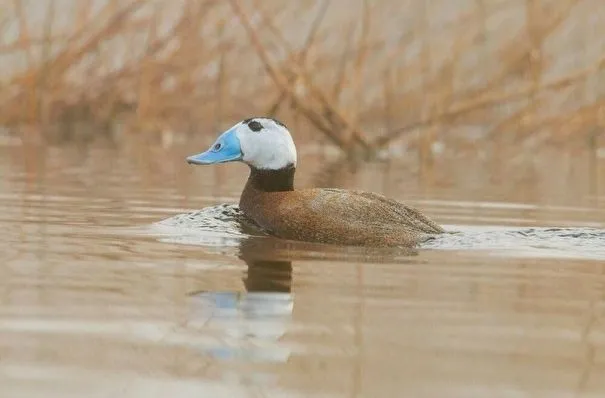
[1,140,605,397]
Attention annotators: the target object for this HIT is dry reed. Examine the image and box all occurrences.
[0,0,604,156]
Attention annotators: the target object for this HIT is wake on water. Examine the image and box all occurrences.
[151,204,605,261]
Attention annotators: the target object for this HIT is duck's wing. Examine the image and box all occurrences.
[303,188,444,234]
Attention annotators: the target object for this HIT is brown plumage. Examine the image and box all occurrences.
[239,166,444,248]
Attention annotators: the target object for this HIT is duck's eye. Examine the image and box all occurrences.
[247,120,263,132]
[213,143,222,151]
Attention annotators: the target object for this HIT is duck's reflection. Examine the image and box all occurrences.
[240,238,293,293]
[186,231,418,363]
[188,237,294,363]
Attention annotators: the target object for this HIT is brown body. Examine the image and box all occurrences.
[239,166,444,248]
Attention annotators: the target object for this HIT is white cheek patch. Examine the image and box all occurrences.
[236,121,297,170]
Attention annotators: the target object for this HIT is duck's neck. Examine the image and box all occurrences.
[245,165,296,193]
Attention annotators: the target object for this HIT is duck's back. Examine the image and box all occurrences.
[241,187,444,247]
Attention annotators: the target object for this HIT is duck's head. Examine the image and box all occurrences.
[186,117,297,170]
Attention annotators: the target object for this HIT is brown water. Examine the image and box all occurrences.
[1,139,605,397]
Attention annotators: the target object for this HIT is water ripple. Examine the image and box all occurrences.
[428,225,605,260]
[151,205,605,261]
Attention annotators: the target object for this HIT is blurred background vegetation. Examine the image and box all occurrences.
[0,0,604,159]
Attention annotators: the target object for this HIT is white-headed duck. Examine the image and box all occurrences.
[186,117,444,247]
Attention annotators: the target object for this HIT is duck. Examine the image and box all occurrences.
[186,117,444,247]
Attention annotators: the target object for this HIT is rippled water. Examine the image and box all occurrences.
[1,140,605,397]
